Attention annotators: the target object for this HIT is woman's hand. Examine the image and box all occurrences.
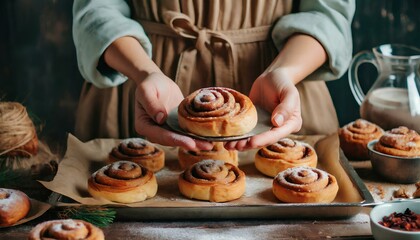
[103,37,213,151]
[134,72,213,151]
[224,34,327,151]
[224,69,302,151]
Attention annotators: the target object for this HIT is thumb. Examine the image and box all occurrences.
[271,90,300,127]
[271,105,288,127]
[136,87,167,125]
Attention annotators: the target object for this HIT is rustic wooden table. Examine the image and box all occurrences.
[0,213,373,239]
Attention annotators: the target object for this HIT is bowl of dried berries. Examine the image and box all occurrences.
[370,200,420,240]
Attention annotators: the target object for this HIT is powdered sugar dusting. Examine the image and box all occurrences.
[110,161,136,171]
[275,166,328,188]
[51,219,79,232]
[0,189,19,212]
[121,138,149,146]
[196,90,215,103]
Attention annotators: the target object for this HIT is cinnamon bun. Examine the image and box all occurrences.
[373,126,420,157]
[109,138,165,172]
[28,219,104,240]
[178,159,246,202]
[177,87,258,137]
[88,161,157,203]
[178,142,238,169]
[339,119,384,160]
[0,188,31,227]
[255,138,317,177]
[272,166,339,203]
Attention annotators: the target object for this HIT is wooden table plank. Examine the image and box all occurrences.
[0,208,373,239]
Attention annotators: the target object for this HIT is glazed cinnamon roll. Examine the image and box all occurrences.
[255,138,317,177]
[178,87,258,137]
[374,126,420,157]
[0,188,31,227]
[108,138,165,172]
[88,161,157,203]
[339,119,384,160]
[178,142,238,169]
[28,219,104,240]
[178,159,246,202]
[272,166,339,203]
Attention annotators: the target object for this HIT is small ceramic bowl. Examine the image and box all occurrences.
[367,140,420,183]
[370,200,420,240]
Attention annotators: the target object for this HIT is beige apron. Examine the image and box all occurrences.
[75,0,339,141]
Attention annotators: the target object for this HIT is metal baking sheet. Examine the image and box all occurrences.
[47,134,374,220]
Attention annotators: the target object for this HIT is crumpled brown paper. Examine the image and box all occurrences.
[40,133,363,207]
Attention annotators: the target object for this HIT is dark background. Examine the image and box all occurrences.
[0,0,419,144]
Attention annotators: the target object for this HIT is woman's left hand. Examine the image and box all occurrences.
[224,69,302,151]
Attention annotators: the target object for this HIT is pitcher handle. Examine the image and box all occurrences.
[348,51,378,105]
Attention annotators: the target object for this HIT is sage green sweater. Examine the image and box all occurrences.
[73,0,355,88]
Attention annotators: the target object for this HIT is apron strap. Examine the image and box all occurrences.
[137,11,271,95]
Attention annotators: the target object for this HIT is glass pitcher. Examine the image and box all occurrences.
[348,44,420,132]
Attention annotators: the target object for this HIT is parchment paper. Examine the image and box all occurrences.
[40,133,363,207]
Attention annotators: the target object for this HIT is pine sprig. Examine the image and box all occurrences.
[57,206,116,227]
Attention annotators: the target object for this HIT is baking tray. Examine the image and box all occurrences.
[45,134,374,220]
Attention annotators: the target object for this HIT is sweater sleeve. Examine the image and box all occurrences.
[73,0,152,88]
[271,0,355,81]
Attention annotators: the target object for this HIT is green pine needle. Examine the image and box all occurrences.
[58,206,116,227]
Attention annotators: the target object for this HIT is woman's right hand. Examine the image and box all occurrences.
[134,72,213,151]
[102,37,212,151]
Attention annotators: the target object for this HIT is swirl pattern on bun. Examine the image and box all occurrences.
[109,138,165,172]
[339,119,384,160]
[374,126,420,157]
[28,219,104,240]
[272,166,339,203]
[255,138,317,177]
[178,87,258,136]
[178,159,245,202]
[88,161,157,203]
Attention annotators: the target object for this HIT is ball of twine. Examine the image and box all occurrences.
[0,102,37,157]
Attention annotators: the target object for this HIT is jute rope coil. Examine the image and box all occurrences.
[0,102,36,156]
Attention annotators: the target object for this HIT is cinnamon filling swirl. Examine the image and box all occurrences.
[272,166,339,203]
[339,119,384,160]
[374,126,420,157]
[28,219,104,240]
[178,159,246,202]
[178,87,258,137]
[88,161,158,203]
[109,138,165,172]
[255,138,317,177]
